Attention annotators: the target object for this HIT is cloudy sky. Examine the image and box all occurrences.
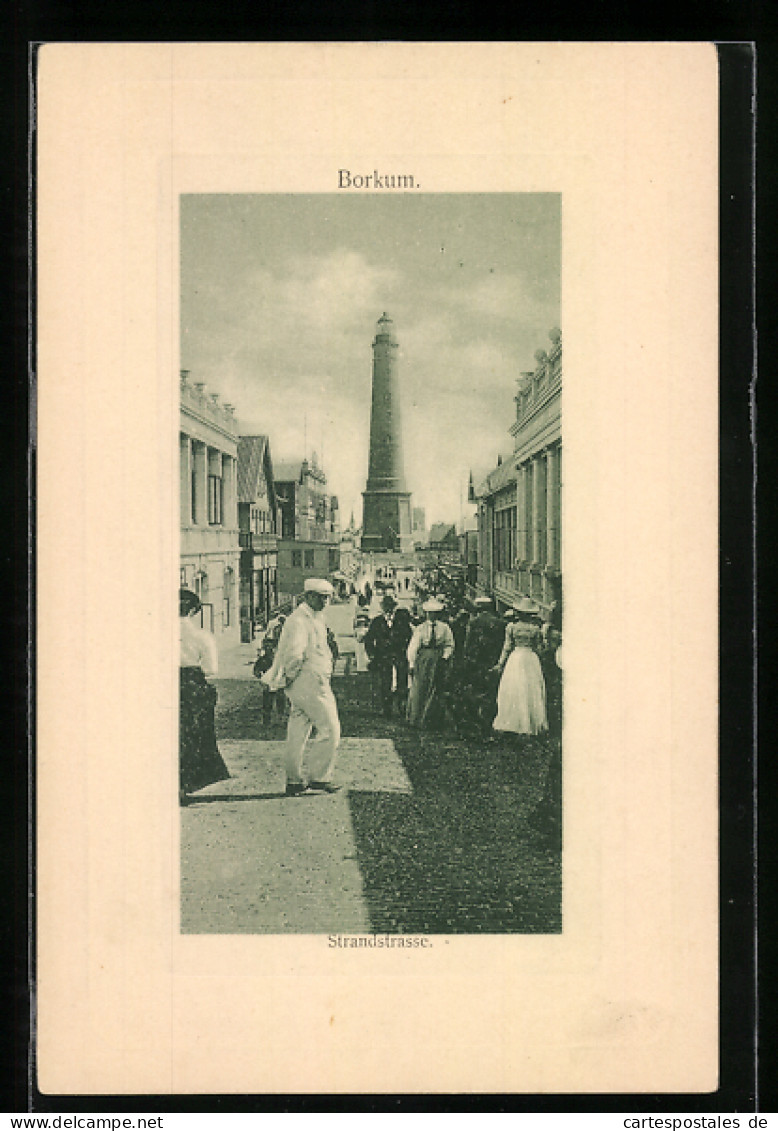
[180,193,560,528]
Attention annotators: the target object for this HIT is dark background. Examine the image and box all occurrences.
[3,5,768,1114]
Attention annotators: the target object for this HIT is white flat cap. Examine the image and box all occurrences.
[515,596,539,614]
[422,597,444,612]
[304,578,334,595]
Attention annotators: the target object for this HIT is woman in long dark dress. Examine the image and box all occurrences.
[179,588,230,802]
[406,598,455,729]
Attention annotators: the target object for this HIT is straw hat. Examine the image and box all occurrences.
[422,597,444,613]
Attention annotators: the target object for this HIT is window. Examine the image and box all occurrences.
[191,470,197,523]
[329,548,339,570]
[223,569,233,626]
[292,550,302,568]
[208,475,223,524]
[304,549,314,569]
[493,507,517,573]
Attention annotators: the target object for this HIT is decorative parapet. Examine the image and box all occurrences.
[512,328,562,429]
[180,369,238,436]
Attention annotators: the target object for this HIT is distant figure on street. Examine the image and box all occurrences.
[353,608,371,673]
[462,595,505,733]
[261,578,342,796]
[406,597,455,729]
[179,588,231,804]
[450,607,472,669]
[492,597,547,739]
[532,637,563,845]
[264,612,287,648]
[538,625,563,741]
[363,593,414,717]
[253,627,287,723]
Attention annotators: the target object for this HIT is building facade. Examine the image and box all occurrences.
[275,455,341,602]
[428,522,459,559]
[236,435,280,639]
[411,506,427,548]
[180,370,241,642]
[474,328,562,621]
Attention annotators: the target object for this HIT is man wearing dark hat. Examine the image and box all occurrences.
[363,592,413,718]
[462,595,506,734]
[261,578,341,795]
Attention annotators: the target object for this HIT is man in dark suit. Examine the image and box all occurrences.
[462,596,506,734]
[363,593,413,717]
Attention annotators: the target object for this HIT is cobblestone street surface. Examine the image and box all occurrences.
[180,599,562,935]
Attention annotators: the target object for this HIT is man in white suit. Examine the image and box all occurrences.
[262,578,342,796]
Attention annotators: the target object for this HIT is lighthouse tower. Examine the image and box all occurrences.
[361,313,413,553]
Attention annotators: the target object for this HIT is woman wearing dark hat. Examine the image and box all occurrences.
[179,588,230,803]
[353,607,371,673]
[491,597,547,738]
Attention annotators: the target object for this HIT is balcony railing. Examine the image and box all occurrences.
[239,530,279,552]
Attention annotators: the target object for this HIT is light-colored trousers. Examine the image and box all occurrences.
[284,670,341,784]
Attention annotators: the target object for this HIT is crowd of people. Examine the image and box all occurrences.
[178,569,562,808]
[353,583,562,745]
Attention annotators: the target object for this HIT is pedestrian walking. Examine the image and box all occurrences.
[531,636,563,845]
[263,612,287,648]
[261,578,342,796]
[538,625,563,741]
[353,608,371,673]
[492,597,547,739]
[406,597,455,729]
[450,607,471,672]
[363,594,414,718]
[178,588,231,803]
[253,634,287,723]
[461,595,505,734]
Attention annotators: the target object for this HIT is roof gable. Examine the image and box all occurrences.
[237,435,277,507]
[428,522,456,543]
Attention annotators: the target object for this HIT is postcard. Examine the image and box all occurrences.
[36,42,719,1095]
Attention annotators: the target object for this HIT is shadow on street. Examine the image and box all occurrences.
[213,670,562,934]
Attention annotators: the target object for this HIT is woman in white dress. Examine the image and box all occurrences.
[492,597,547,737]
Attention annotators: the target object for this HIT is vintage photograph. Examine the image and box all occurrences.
[37,43,722,1095]
[178,193,563,934]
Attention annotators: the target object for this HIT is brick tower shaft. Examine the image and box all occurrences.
[361,313,413,553]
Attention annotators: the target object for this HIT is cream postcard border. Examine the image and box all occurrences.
[37,43,718,1095]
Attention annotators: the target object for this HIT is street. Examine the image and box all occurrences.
[180,598,562,935]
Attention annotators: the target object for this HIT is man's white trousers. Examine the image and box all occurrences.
[284,670,341,784]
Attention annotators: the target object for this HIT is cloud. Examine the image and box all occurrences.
[219,248,399,358]
[180,202,560,529]
[441,270,558,333]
